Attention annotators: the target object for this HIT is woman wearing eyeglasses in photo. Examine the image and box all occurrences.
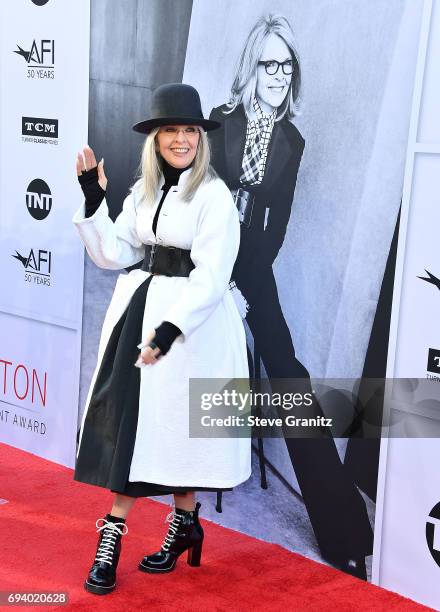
[208,14,373,578]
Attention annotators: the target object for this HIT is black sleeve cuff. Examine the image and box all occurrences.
[153,321,182,356]
[78,166,106,217]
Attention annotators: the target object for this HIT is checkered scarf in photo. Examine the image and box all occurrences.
[240,97,276,186]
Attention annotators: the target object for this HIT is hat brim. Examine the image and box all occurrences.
[132,116,221,134]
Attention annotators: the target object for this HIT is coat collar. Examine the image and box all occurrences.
[158,166,193,192]
[177,167,193,186]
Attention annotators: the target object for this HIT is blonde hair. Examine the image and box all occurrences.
[134,126,217,206]
[225,14,301,121]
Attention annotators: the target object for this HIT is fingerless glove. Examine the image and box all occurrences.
[77,166,106,218]
[152,321,182,356]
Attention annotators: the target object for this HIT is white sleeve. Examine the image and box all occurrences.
[72,192,145,270]
[163,179,240,337]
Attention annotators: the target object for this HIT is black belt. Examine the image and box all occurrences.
[141,243,194,277]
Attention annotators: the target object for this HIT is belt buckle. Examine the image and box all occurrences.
[147,243,157,273]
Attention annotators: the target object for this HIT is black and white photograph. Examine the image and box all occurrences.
[1,0,438,608]
[79,0,423,581]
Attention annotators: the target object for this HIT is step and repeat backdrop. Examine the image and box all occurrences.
[0,0,90,467]
[373,0,440,608]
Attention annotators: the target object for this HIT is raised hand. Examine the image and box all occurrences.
[76,145,107,191]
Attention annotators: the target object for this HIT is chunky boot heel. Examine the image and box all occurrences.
[84,514,128,595]
[187,539,203,567]
[139,501,204,573]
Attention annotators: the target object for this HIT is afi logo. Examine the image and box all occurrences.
[22,117,58,138]
[418,270,440,291]
[14,40,55,66]
[12,249,52,276]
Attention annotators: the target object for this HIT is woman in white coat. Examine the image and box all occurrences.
[73,83,251,595]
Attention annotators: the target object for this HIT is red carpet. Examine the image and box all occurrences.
[0,443,430,611]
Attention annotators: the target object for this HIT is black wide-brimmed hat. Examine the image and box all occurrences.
[132,83,220,134]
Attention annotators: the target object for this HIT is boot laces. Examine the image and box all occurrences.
[94,518,128,565]
[162,508,183,552]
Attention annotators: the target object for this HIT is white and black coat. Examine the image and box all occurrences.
[72,168,251,491]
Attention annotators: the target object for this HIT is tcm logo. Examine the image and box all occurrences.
[12,248,52,287]
[427,502,440,568]
[22,117,58,137]
[22,117,58,145]
[26,179,52,220]
[427,349,440,375]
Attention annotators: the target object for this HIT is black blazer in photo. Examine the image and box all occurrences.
[208,102,305,269]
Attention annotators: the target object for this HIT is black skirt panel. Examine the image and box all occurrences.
[74,275,231,498]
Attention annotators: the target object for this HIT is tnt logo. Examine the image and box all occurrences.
[26,179,52,220]
[427,349,440,375]
[427,502,440,567]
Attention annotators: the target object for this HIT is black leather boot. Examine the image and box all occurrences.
[84,514,128,595]
[139,501,204,573]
